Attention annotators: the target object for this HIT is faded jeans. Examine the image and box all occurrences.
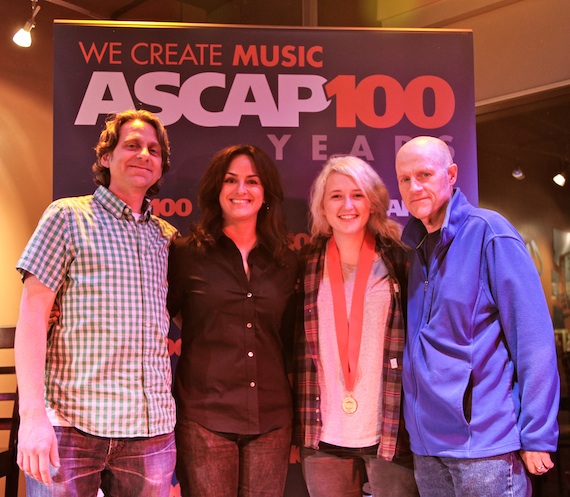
[413,452,532,497]
[25,427,176,497]
[301,442,419,497]
[175,419,292,497]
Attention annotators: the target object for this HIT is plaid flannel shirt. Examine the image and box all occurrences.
[294,235,410,461]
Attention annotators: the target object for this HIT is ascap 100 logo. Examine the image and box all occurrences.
[75,71,455,128]
[150,198,192,217]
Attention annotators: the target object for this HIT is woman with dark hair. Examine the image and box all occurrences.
[168,144,298,497]
[294,155,418,497]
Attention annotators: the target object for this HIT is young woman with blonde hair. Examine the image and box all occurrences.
[294,155,418,497]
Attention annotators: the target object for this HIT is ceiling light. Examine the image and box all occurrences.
[553,172,567,187]
[13,0,41,48]
[512,168,525,180]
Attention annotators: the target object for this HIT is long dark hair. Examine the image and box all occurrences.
[192,144,290,264]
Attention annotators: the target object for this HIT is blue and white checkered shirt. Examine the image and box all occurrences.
[17,186,178,438]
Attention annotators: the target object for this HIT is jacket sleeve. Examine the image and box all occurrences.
[486,233,560,452]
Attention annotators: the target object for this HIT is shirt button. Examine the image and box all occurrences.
[248,351,254,357]
[246,322,253,329]
[249,381,256,388]
[247,292,253,298]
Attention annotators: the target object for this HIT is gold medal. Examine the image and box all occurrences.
[341,395,357,414]
[329,233,374,417]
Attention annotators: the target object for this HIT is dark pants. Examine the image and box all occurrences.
[25,427,176,497]
[175,419,292,497]
[301,442,419,497]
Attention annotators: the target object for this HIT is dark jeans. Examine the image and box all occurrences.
[301,442,419,497]
[25,427,176,497]
[175,419,292,497]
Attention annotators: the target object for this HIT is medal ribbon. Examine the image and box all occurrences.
[327,230,376,393]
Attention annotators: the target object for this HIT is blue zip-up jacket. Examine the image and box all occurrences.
[402,188,559,458]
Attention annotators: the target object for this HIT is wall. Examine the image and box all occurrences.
[0,2,58,326]
[379,0,570,105]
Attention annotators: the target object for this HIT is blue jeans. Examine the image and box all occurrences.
[301,443,419,497]
[25,427,176,497]
[175,419,292,497]
[413,452,531,497]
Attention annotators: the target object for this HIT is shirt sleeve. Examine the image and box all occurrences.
[486,233,560,452]
[16,201,71,293]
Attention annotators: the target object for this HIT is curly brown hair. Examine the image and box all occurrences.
[92,109,171,197]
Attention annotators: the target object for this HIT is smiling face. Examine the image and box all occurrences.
[395,137,457,233]
[101,119,163,208]
[219,154,265,227]
[322,172,372,239]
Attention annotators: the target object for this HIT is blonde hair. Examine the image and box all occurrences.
[309,155,403,243]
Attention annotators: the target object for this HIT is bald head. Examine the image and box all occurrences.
[396,136,454,170]
[395,136,457,233]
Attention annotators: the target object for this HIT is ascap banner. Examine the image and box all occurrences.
[53,22,476,495]
[54,21,476,242]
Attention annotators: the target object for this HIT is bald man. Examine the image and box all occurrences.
[395,136,559,497]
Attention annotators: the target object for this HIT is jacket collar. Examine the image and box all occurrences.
[402,188,475,249]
